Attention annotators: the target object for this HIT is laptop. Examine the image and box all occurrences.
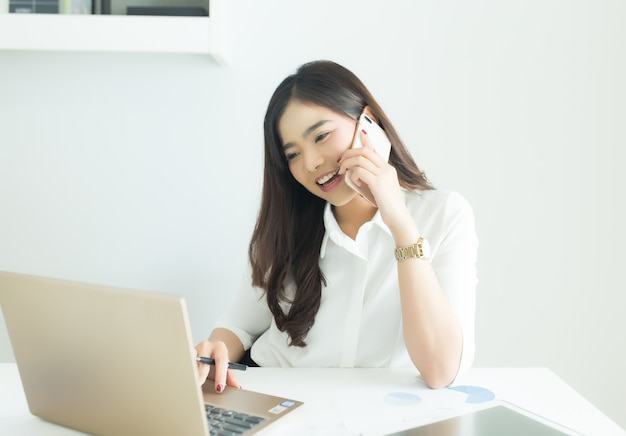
[0,271,302,436]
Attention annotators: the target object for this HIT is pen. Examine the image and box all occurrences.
[196,356,247,371]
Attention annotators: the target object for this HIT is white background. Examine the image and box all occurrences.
[1,0,624,429]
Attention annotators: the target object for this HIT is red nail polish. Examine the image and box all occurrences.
[216,384,224,393]
[361,129,367,135]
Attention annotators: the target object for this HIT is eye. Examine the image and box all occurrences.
[314,132,330,143]
[285,151,299,162]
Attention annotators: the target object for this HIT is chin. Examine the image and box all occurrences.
[327,190,360,207]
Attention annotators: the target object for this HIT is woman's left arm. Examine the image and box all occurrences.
[391,209,466,389]
[341,132,477,388]
[371,166,474,388]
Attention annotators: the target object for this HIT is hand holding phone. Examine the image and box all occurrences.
[344,113,392,206]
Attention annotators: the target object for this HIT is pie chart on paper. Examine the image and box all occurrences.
[448,385,496,403]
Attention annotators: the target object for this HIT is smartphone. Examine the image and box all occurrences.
[344,113,392,206]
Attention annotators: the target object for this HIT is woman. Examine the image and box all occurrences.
[196,60,478,393]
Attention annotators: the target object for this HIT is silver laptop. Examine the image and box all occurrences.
[0,271,302,436]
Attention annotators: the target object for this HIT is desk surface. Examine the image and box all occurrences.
[0,364,623,435]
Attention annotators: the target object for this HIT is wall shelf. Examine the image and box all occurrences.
[0,0,226,63]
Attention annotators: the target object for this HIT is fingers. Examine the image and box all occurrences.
[211,341,229,393]
[194,347,211,386]
[340,155,381,179]
[194,340,239,393]
[339,128,403,212]
[352,128,384,156]
[339,149,386,188]
[226,371,242,390]
[358,128,377,152]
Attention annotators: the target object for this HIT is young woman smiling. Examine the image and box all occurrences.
[195,60,478,393]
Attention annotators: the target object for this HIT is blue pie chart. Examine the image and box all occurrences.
[384,392,422,406]
[448,385,495,403]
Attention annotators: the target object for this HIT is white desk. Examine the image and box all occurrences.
[1,364,623,435]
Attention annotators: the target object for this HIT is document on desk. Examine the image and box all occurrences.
[329,380,497,435]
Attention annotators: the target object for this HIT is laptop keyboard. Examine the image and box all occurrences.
[205,404,266,435]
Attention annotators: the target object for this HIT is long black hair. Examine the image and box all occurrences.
[249,60,433,346]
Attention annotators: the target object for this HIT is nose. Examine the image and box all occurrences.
[303,147,324,173]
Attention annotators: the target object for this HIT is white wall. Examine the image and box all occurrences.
[1,0,624,429]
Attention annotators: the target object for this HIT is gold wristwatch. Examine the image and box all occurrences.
[395,237,431,261]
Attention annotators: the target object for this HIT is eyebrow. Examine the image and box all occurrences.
[282,120,331,149]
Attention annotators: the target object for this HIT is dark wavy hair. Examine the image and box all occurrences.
[249,60,433,347]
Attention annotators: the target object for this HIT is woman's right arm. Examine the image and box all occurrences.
[195,328,245,393]
[196,263,273,392]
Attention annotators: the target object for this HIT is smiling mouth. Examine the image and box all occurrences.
[316,169,340,186]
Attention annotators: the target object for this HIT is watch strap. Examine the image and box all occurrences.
[395,237,428,261]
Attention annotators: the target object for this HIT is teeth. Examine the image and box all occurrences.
[317,170,338,185]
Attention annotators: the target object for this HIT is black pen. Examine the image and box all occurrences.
[196,356,247,371]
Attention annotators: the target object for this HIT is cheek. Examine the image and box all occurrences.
[287,163,305,184]
[331,135,353,155]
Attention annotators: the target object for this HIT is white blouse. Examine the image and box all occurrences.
[215,189,478,377]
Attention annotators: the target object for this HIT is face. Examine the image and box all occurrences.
[278,100,359,206]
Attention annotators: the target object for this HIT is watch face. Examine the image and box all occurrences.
[420,238,431,258]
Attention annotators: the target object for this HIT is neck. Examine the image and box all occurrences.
[332,196,378,240]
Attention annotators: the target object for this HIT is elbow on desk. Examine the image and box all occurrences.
[416,336,469,389]
[422,372,456,389]
[416,359,462,389]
